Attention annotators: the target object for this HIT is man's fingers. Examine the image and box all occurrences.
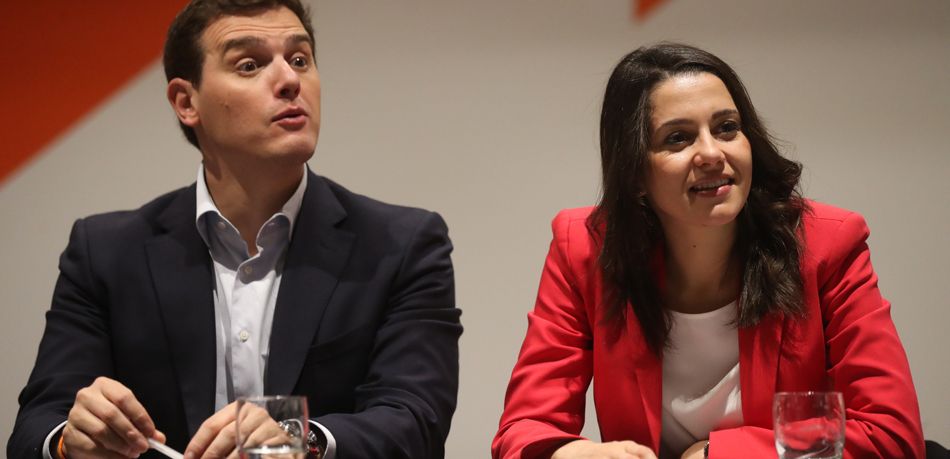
[98,377,156,438]
[80,392,149,454]
[69,394,144,457]
[186,402,238,459]
[242,417,287,449]
[62,424,130,459]
[235,405,279,449]
[201,420,237,459]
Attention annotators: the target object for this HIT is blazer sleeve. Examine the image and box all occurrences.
[8,219,115,459]
[709,211,925,459]
[314,212,463,459]
[492,210,593,459]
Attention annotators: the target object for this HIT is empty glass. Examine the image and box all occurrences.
[773,392,845,459]
[236,395,309,459]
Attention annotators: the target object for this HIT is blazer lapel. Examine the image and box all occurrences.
[739,312,786,427]
[145,185,217,437]
[639,247,665,450]
[629,320,663,451]
[265,173,355,396]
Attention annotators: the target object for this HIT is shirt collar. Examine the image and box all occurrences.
[195,164,308,246]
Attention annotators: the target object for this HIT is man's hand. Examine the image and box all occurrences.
[185,402,287,459]
[552,439,658,459]
[184,402,237,459]
[61,377,165,459]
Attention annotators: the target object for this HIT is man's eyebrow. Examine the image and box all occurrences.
[220,34,313,55]
[286,33,313,50]
[221,36,266,55]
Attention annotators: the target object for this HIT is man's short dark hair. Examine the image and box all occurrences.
[163,0,316,149]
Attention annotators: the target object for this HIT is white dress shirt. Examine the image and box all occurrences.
[195,165,335,457]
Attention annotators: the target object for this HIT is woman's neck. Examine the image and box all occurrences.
[661,221,741,314]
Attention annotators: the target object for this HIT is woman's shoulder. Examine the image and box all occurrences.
[551,207,596,242]
[548,207,599,267]
[802,200,870,241]
[801,200,874,272]
[552,206,595,224]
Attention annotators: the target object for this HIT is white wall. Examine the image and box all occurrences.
[2,0,947,456]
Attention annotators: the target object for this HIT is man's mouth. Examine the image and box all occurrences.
[273,108,307,122]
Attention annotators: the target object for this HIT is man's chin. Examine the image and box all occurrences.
[269,137,317,162]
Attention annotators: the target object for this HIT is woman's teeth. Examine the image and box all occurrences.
[691,178,730,191]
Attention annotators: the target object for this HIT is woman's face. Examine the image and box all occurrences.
[642,72,752,232]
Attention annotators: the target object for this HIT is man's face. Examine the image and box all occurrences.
[190,6,320,166]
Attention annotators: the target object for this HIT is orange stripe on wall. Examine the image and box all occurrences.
[634,0,672,20]
[0,1,192,186]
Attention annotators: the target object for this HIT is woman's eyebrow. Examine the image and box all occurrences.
[656,117,692,130]
[712,108,740,119]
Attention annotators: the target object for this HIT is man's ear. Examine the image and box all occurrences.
[167,78,199,127]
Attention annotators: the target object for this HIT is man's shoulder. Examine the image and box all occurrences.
[79,185,194,238]
[316,175,444,231]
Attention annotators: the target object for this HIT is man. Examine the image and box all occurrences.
[8,1,462,458]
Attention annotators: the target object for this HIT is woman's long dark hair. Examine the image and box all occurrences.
[589,42,808,355]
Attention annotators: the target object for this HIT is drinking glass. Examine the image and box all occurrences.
[236,395,309,459]
[773,392,845,459]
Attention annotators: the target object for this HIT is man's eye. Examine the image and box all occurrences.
[238,62,258,72]
[290,56,307,68]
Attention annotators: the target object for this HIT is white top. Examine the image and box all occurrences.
[659,301,744,459]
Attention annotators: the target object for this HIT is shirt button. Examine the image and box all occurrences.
[239,330,249,342]
[217,221,226,230]
[243,266,253,275]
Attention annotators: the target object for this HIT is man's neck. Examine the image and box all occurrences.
[202,155,304,256]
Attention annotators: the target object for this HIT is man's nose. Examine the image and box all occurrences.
[274,60,301,99]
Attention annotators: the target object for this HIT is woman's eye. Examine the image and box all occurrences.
[665,132,687,145]
[238,61,258,72]
[720,120,740,134]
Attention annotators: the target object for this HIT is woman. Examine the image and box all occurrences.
[492,43,924,459]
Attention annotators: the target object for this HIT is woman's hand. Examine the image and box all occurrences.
[552,439,658,459]
[680,440,706,459]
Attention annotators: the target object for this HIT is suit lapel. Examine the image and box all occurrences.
[739,312,786,427]
[145,185,217,437]
[265,173,355,395]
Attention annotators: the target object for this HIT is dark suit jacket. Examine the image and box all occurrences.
[9,172,462,459]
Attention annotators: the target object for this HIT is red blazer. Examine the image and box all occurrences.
[493,202,924,459]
